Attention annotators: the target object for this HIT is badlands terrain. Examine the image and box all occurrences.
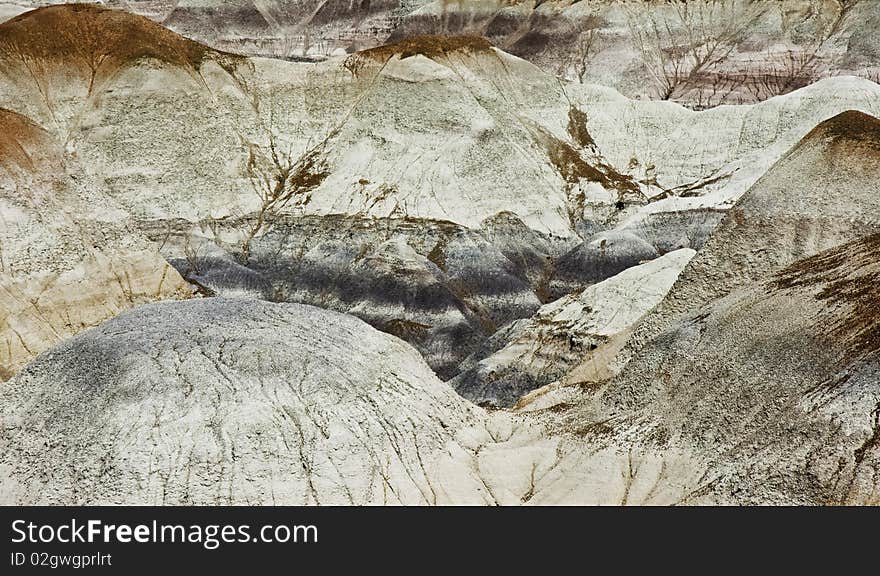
[0,2,878,504]
[4,0,880,107]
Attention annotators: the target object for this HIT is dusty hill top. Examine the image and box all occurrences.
[357,35,492,62]
[797,109,880,151]
[0,4,234,93]
[344,34,494,74]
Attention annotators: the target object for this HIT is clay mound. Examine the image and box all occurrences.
[0,109,53,175]
[0,4,229,90]
[798,110,880,150]
[617,109,880,362]
[591,234,880,504]
[344,35,493,75]
[0,298,480,505]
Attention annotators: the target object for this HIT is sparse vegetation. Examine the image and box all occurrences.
[383,318,431,340]
[555,13,606,83]
[427,240,448,272]
[625,0,769,102]
[625,0,863,106]
[534,122,640,197]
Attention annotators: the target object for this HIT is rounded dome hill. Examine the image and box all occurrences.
[0,298,481,505]
[0,4,234,91]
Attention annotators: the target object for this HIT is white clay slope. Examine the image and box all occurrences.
[451,248,695,406]
[0,6,879,239]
